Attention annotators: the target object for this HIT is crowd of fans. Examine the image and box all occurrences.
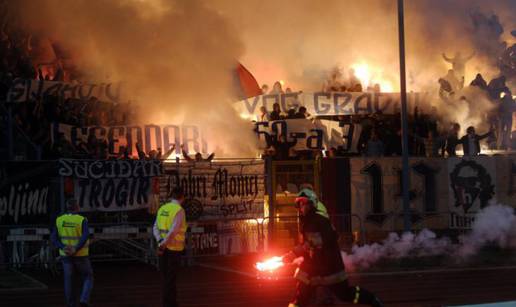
[256,77,514,161]
[257,35,515,161]
[0,13,143,160]
[1,7,515,162]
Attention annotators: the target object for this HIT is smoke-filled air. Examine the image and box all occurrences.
[4,0,516,156]
[342,203,516,271]
[5,0,257,157]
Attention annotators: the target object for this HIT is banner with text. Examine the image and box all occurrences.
[188,224,220,255]
[52,123,208,158]
[349,156,511,234]
[350,157,449,233]
[235,92,426,117]
[0,161,58,225]
[255,118,362,152]
[59,159,162,212]
[8,78,123,103]
[161,161,265,221]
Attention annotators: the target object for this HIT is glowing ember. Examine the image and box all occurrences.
[256,256,284,272]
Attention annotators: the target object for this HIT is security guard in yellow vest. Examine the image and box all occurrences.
[153,187,187,307]
[51,199,93,307]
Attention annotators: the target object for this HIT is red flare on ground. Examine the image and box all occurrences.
[255,256,284,272]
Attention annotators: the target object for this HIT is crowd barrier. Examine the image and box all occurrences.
[3,155,515,271]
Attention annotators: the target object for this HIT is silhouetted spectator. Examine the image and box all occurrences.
[259,106,270,122]
[269,81,284,94]
[181,144,214,162]
[347,68,360,89]
[350,83,363,92]
[487,75,507,99]
[270,102,283,121]
[261,84,269,95]
[470,73,488,91]
[294,106,308,119]
[438,77,454,100]
[442,51,475,84]
[445,123,461,157]
[116,146,130,160]
[323,67,343,92]
[135,142,147,160]
[286,108,296,119]
[365,130,384,157]
[444,69,461,92]
[458,126,494,156]
[499,91,515,149]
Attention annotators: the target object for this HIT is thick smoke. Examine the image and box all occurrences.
[342,203,516,271]
[211,0,515,90]
[7,0,258,157]
[5,0,516,155]
[212,0,515,134]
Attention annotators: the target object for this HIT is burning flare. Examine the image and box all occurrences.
[351,62,394,92]
[255,256,284,272]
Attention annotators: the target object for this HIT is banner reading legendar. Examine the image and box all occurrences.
[52,123,208,157]
[59,159,162,212]
[235,92,425,118]
[161,161,265,221]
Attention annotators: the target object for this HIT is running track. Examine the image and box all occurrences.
[3,262,516,307]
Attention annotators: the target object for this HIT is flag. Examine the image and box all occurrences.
[234,63,262,99]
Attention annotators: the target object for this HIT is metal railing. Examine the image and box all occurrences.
[0,210,468,271]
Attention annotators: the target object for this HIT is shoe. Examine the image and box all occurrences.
[79,302,90,307]
[371,296,384,307]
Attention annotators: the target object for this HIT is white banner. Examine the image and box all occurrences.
[255,118,362,152]
[7,78,123,103]
[235,91,426,117]
[161,161,265,221]
[447,157,496,229]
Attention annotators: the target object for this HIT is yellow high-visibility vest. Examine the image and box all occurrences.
[56,214,89,256]
[316,201,329,219]
[156,202,187,251]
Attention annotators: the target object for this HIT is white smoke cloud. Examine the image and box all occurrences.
[342,203,516,271]
[457,203,516,258]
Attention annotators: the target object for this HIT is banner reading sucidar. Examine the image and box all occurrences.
[59,159,162,212]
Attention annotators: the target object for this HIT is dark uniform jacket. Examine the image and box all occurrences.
[294,211,345,278]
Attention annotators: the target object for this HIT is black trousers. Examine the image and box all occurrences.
[159,249,182,307]
[291,280,377,306]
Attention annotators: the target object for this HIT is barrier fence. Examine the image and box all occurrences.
[3,156,515,271]
[0,209,482,272]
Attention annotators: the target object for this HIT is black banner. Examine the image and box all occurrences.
[0,161,58,225]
